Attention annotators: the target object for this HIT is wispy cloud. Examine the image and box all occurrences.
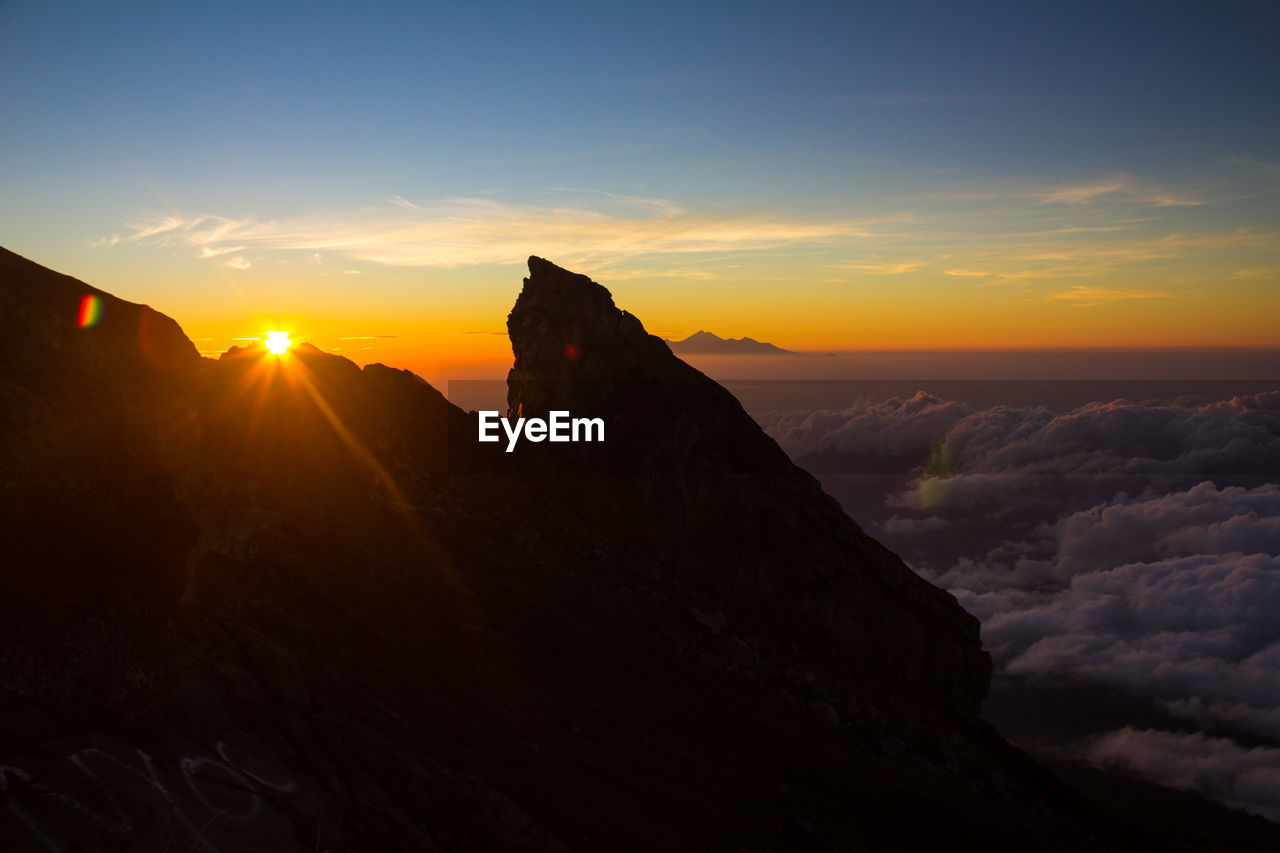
[838,93,1003,107]
[545,187,687,216]
[225,256,251,271]
[596,266,718,280]
[1037,179,1133,205]
[900,174,1204,208]
[114,197,892,269]
[1046,285,1172,306]
[1050,223,1147,234]
[1230,155,1280,178]
[1034,176,1204,207]
[929,229,1278,284]
[1039,177,1201,207]
[129,215,192,240]
[835,260,925,275]
[199,245,246,258]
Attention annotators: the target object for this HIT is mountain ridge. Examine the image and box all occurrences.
[666,328,795,355]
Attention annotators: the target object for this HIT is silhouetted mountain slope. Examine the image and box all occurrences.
[0,246,197,389]
[508,257,989,719]
[1,249,1277,851]
[0,248,199,615]
[666,329,794,355]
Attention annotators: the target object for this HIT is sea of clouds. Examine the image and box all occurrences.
[760,390,1280,819]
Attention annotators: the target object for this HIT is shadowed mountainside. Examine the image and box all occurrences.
[1,248,1278,851]
[507,257,989,718]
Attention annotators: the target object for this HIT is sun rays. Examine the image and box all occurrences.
[212,344,478,608]
[264,330,292,355]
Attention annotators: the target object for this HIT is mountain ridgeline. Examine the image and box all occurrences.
[666,329,794,355]
[1,247,1276,851]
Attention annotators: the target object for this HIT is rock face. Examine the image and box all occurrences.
[508,256,990,719]
[3,248,1278,851]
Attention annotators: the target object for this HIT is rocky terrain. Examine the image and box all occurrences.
[1,247,1277,851]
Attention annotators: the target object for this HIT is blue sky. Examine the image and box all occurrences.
[2,1,1277,362]
[6,2,1275,199]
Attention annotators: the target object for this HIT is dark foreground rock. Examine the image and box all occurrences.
[506,257,990,720]
[1,249,1277,851]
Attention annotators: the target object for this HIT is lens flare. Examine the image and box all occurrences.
[265,330,292,355]
[77,294,102,328]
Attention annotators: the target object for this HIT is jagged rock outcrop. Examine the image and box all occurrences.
[508,256,990,719]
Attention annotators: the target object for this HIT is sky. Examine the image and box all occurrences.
[2,1,1278,380]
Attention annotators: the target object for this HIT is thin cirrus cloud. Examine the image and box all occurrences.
[1036,177,1203,207]
[115,197,884,269]
[834,260,926,275]
[595,266,719,281]
[1045,285,1172,305]
[836,92,1006,108]
[544,187,689,217]
[926,229,1277,288]
[896,174,1206,207]
[197,245,246,258]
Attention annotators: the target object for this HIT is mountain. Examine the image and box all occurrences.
[1,248,1277,851]
[667,329,795,355]
[507,257,989,716]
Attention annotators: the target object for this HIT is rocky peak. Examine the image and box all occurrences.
[506,255,672,416]
[504,256,991,719]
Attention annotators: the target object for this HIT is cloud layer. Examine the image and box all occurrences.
[115,196,886,270]
[761,389,1280,818]
[1087,727,1280,821]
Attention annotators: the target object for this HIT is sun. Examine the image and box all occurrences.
[264,330,292,355]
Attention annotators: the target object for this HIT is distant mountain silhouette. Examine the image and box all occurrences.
[667,329,795,354]
[1,247,1277,851]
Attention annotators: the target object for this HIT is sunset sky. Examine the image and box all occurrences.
[2,1,1277,379]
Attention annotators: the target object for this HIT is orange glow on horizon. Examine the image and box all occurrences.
[167,262,1278,383]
